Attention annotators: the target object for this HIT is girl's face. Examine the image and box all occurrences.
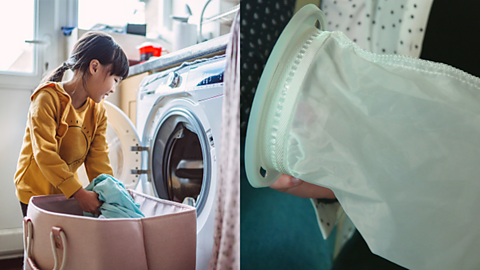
[86,60,121,103]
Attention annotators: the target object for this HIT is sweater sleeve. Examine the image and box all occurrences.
[84,103,114,181]
[29,91,82,198]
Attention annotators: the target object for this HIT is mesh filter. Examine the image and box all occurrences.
[277,29,480,270]
[263,27,325,174]
[285,30,480,185]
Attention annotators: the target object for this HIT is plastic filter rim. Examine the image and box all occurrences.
[245,4,327,187]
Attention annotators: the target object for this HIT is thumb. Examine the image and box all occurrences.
[270,174,303,190]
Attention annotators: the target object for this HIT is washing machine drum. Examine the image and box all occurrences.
[152,123,204,203]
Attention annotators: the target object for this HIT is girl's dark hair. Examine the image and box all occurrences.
[44,31,129,83]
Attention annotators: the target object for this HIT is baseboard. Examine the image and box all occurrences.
[0,228,23,260]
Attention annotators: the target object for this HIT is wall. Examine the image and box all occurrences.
[0,89,31,258]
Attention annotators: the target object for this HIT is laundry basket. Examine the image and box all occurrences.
[23,190,196,270]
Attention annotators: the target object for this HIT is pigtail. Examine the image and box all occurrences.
[41,62,71,83]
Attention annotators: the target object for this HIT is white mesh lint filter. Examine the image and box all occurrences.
[246,4,480,270]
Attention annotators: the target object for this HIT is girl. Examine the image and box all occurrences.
[14,31,129,217]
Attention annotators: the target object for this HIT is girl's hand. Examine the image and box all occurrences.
[269,174,336,199]
[72,188,102,215]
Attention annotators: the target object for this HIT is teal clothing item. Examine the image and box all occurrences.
[84,174,144,218]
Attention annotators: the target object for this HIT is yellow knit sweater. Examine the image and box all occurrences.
[14,82,113,204]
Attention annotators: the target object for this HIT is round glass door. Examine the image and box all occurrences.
[149,108,211,214]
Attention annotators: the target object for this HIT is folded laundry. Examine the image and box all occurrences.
[84,174,145,218]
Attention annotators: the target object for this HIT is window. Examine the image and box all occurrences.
[78,0,145,32]
[0,0,35,74]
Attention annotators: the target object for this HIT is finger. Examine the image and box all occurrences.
[285,181,336,199]
[269,174,301,191]
[269,174,336,199]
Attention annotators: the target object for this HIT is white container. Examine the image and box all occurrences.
[172,21,197,51]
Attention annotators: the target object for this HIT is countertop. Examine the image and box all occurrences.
[128,34,230,77]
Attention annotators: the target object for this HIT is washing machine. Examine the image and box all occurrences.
[80,55,225,270]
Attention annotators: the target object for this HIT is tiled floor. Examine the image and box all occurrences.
[0,257,23,270]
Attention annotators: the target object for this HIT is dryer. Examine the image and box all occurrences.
[79,55,225,270]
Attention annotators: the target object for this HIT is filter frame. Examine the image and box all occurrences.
[245,4,327,187]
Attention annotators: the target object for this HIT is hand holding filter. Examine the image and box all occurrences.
[246,4,480,270]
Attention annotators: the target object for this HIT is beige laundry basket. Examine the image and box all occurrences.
[23,190,196,270]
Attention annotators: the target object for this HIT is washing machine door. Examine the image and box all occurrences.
[77,101,142,188]
[142,97,219,217]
